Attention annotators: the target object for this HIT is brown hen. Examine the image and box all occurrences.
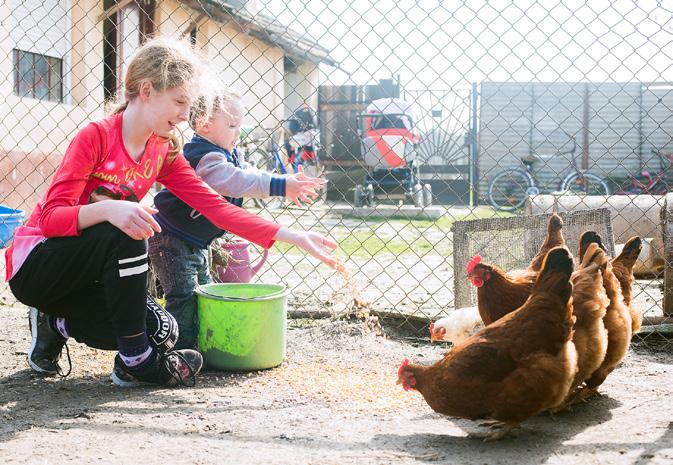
[467,257,537,326]
[611,237,643,333]
[467,214,565,325]
[576,232,633,400]
[553,238,609,411]
[579,234,642,335]
[399,247,578,440]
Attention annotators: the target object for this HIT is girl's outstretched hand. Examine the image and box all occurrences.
[274,227,338,267]
[105,200,162,240]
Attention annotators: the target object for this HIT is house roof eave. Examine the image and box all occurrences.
[178,0,338,67]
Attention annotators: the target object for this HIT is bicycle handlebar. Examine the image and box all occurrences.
[651,148,673,172]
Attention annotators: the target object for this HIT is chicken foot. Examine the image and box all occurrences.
[468,421,518,441]
[575,386,602,401]
[548,389,591,413]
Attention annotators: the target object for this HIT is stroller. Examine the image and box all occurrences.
[354,98,431,207]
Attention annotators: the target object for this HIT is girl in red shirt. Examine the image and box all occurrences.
[6,37,337,388]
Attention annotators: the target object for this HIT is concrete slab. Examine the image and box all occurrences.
[330,204,444,220]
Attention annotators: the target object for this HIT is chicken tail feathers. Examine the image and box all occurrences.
[545,213,565,247]
[580,242,609,271]
[614,236,642,270]
[541,247,574,276]
[528,214,566,272]
[579,231,606,261]
[548,213,563,233]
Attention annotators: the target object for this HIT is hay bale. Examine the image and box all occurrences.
[526,194,664,242]
[526,194,666,277]
[525,194,665,268]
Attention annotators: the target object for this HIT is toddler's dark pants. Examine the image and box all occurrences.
[148,232,211,350]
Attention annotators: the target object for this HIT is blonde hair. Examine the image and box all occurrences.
[108,36,205,160]
[189,78,243,130]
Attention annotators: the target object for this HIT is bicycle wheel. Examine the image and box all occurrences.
[245,149,283,210]
[561,172,610,196]
[487,169,535,211]
[651,181,671,195]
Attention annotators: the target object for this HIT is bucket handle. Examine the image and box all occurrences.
[197,286,286,301]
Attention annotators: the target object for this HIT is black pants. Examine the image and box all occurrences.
[9,222,149,350]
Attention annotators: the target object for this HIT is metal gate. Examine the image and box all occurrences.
[402,87,475,205]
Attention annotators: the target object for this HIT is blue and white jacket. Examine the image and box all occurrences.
[154,134,286,249]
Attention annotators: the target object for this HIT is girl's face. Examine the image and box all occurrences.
[145,84,191,138]
[201,99,244,151]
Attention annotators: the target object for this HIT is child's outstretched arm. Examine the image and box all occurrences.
[196,152,283,200]
[197,153,324,207]
[159,154,337,267]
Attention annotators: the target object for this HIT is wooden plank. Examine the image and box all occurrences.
[319,85,363,104]
[319,103,367,112]
[420,164,470,174]
[321,159,365,168]
[97,0,134,22]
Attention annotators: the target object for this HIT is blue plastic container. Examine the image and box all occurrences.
[0,205,25,248]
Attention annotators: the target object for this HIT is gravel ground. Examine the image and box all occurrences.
[1,303,672,465]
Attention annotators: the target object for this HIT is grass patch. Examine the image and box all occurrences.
[274,233,445,258]
[338,205,514,230]
[336,231,446,257]
[273,206,515,258]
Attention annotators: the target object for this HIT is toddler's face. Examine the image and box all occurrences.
[205,99,244,151]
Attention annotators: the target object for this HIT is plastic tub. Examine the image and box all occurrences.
[196,283,288,371]
[0,205,24,248]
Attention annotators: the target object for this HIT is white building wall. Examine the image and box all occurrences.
[284,61,320,118]
[0,0,104,211]
[157,0,286,130]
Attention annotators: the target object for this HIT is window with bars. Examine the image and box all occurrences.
[13,49,63,103]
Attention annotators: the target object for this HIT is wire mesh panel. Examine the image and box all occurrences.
[452,208,615,308]
[0,0,671,346]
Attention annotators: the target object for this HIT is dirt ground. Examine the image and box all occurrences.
[1,302,672,465]
[1,205,671,463]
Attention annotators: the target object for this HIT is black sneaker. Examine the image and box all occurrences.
[27,307,69,376]
[111,349,203,388]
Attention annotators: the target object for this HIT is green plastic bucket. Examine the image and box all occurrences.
[196,283,288,371]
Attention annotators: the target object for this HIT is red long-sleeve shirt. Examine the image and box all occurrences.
[5,113,280,280]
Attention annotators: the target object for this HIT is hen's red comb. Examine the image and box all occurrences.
[397,358,410,378]
[466,255,482,273]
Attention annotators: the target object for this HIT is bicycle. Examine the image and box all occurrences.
[241,125,325,210]
[240,127,288,210]
[487,135,610,211]
[614,149,673,195]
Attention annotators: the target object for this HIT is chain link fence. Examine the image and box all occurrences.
[1,0,672,346]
